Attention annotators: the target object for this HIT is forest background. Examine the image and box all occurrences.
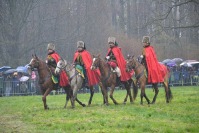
[0,0,198,67]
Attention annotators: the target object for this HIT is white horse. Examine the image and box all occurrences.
[55,59,96,107]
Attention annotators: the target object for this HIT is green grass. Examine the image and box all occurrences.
[0,86,199,133]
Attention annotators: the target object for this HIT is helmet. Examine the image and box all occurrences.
[142,36,150,44]
[47,43,55,50]
[77,41,85,49]
[108,37,116,44]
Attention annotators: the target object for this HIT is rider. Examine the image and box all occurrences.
[140,36,167,83]
[106,37,132,83]
[73,41,100,87]
[46,43,70,89]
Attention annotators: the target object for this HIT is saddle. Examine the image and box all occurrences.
[75,64,89,88]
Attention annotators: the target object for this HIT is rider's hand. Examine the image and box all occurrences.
[106,56,110,60]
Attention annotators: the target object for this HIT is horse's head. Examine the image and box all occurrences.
[126,55,137,72]
[91,54,100,70]
[28,54,40,70]
[55,59,67,74]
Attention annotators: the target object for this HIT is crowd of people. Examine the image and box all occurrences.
[168,66,199,86]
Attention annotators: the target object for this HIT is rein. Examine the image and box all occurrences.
[130,60,144,80]
[97,58,112,84]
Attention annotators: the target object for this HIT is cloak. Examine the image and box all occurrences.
[73,50,100,86]
[144,46,168,83]
[50,52,69,87]
[107,47,132,81]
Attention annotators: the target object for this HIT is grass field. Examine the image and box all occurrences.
[0,86,199,133]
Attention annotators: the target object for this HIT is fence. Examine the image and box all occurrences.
[0,71,198,97]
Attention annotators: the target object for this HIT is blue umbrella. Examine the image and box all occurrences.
[166,62,176,67]
[162,59,172,64]
[172,58,183,64]
[0,66,12,72]
[3,69,17,75]
[16,66,28,74]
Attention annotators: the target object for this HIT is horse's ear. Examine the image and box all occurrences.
[34,54,38,59]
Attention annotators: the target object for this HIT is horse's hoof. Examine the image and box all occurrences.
[82,104,86,107]
[105,103,109,106]
[123,102,126,105]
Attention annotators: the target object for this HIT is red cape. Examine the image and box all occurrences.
[144,46,168,83]
[107,47,132,81]
[50,52,69,87]
[73,50,100,86]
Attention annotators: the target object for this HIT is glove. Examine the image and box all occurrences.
[106,56,110,60]
[45,60,48,64]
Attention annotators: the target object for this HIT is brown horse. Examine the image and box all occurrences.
[91,55,137,105]
[28,55,74,109]
[126,55,173,104]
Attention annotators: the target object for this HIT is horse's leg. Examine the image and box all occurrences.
[42,88,53,110]
[63,86,74,108]
[163,82,170,103]
[140,83,150,105]
[127,80,133,104]
[75,98,86,107]
[98,83,106,104]
[132,79,138,100]
[101,85,108,105]
[123,80,133,104]
[151,83,159,104]
[88,86,94,106]
[73,85,86,107]
[163,74,173,103]
[109,85,118,105]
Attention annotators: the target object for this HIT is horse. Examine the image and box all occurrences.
[126,55,173,104]
[55,59,100,107]
[91,54,137,105]
[28,55,74,109]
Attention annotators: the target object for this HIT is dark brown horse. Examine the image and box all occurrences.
[28,55,74,109]
[126,55,173,104]
[91,55,137,105]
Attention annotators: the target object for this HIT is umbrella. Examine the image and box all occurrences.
[16,66,28,74]
[166,62,176,67]
[0,66,12,73]
[188,61,199,65]
[172,58,183,64]
[162,59,172,64]
[19,76,29,82]
[180,62,192,67]
[3,69,17,75]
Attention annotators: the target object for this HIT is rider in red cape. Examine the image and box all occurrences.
[73,41,100,86]
[141,36,167,83]
[106,37,133,81]
[46,43,69,87]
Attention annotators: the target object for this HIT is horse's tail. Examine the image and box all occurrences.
[131,79,138,100]
[166,70,173,102]
[168,85,173,101]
